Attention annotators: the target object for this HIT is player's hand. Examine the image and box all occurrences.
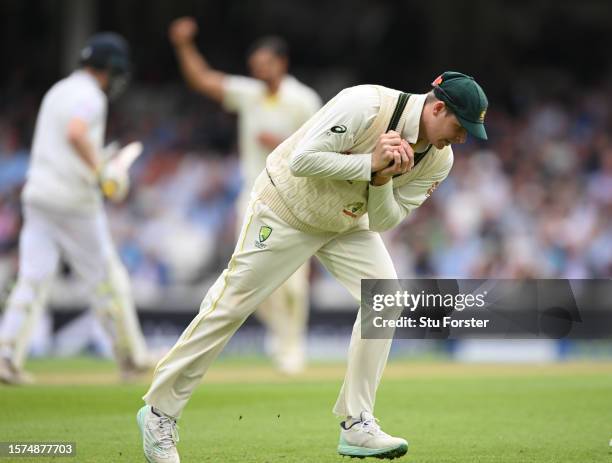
[98,164,130,203]
[371,131,402,172]
[169,17,198,46]
[371,140,413,185]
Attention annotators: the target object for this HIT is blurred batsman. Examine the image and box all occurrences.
[138,72,488,461]
[0,33,151,384]
[168,17,321,374]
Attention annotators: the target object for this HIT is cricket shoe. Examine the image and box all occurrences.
[276,346,306,376]
[137,405,180,463]
[0,357,34,385]
[118,356,155,382]
[338,411,408,459]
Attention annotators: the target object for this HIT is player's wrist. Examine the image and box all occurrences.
[93,161,104,180]
[370,173,391,186]
[174,40,195,51]
[370,154,382,173]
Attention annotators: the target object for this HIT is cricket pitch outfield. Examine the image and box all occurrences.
[1,358,610,462]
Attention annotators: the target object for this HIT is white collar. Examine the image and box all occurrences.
[74,69,103,90]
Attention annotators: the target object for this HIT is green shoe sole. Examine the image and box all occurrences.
[136,406,155,463]
[338,442,408,460]
[136,406,147,434]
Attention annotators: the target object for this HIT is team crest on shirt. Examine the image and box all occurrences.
[342,202,364,218]
[255,225,272,249]
[426,181,440,198]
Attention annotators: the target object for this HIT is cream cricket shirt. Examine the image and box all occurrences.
[258,86,454,233]
[223,74,321,192]
[23,70,107,215]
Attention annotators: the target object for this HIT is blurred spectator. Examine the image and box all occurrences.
[0,83,610,302]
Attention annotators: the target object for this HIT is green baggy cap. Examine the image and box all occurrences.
[431,71,488,140]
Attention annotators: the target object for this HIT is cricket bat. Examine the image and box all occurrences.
[107,141,143,171]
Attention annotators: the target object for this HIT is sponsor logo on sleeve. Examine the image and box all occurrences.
[328,125,347,134]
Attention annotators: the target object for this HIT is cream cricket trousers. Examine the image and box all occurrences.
[237,192,309,373]
[254,263,309,372]
[144,197,397,419]
[0,203,149,369]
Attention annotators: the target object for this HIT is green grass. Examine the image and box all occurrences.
[1,358,611,462]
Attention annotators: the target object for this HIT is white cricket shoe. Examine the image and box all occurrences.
[338,411,408,459]
[137,405,180,463]
[118,356,154,382]
[0,357,34,385]
[265,331,306,376]
[276,346,306,376]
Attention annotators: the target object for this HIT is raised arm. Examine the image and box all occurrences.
[168,17,226,103]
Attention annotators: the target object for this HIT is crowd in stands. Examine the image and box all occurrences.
[1,83,610,303]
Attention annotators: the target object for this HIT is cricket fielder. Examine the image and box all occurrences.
[169,17,321,374]
[137,71,488,461]
[0,33,150,384]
